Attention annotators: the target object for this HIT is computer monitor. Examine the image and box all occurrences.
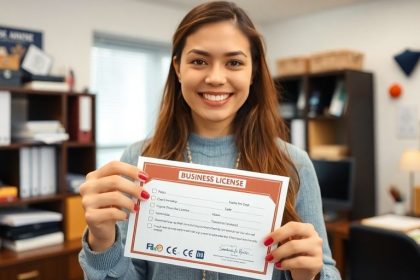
[311,158,355,221]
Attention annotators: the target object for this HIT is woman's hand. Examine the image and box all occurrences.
[264,221,323,280]
[79,161,150,252]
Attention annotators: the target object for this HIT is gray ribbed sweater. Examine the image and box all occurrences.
[79,134,341,280]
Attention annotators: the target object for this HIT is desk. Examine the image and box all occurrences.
[325,220,350,278]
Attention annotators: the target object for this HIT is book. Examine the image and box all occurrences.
[68,95,92,142]
[329,80,347,117]
[23,80,69,91]
[0,221,61,240]
[19,147,31,198]
[2,231,64,252]
[22,74,65,83]
[0,208,62,227]
[0,91,11,146]
[361,214,420,232]
[0,186,18,202]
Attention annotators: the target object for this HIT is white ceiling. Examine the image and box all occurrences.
[135,0,384,25]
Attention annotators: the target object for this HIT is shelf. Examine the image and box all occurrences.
[0,194,67,208]
[0,142,60,150]
[0,86,89,96]
[274,70,375,220]
[65,141,96,148]
[0,239,82,268]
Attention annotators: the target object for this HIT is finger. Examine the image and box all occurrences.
[264,222,316,245]
[86,161,142,181]
[85,207,128,224]
[81,175,143,199]
[275,255,322,271]
[270,237,322,262]
[83,192,137,212]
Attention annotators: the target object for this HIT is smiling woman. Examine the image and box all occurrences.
[173,21,253,137]
[79,2,341,280]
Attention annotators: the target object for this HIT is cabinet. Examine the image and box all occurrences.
[275,70,375,219]
[0,87,95,280]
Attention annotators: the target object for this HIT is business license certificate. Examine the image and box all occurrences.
[124,156,289,280]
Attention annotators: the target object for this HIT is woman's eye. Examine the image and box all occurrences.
[191,59,206,65]
[227,60,243,67]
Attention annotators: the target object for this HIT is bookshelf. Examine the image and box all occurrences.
[275,70,375,220]
[0,87,95,280]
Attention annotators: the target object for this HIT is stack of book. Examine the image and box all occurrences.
[0,208,63,252]
[22,74,69,92]
[13,120,69,144]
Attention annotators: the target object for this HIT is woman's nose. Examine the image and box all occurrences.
[204,64,226,86]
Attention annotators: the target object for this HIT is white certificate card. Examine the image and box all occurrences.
[124,156,289,280]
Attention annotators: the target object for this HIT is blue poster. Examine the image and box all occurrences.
[0,26,43,56]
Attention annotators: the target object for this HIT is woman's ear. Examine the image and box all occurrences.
[173,56,181,82]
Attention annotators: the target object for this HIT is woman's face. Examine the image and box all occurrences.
[174,21,253,137]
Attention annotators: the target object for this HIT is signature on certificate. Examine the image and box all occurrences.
[218,245,253,257]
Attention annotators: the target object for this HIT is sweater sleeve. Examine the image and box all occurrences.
[79,142,148,280]
[286,144,341,280]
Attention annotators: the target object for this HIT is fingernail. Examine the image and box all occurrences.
[141,190,150,199]
[264,237,274,246]
[265,254,274,262]
[134,203,140,212]
[138,171,149,182]
[275,262,282,268]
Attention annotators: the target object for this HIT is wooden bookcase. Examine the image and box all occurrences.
[274,70,375,220]
[0,87,95,280]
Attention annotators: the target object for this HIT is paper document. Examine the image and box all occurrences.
[125,157,289,280]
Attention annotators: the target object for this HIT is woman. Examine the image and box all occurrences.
[79,1,340,280]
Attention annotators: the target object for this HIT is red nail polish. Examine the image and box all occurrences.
[141,190,150,199]
[264,237,274,246]
[138,171,149,182]
[134,204,139,212]
[265,254,274,262]
[275,262,282,269]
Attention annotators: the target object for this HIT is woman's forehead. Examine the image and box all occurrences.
[182,21,251,57]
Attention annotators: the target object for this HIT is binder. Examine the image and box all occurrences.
[69,96,92,143]
[0,91,11,145]
[19,147,31,198]
[30,147,40,196]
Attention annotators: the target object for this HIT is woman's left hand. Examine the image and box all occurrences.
[264,221,323,280]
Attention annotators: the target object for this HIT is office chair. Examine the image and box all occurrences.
[349,223,420,280]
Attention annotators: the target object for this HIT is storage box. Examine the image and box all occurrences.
[276,56,309,76]
[0,69,22,86]
[309,50,364,73]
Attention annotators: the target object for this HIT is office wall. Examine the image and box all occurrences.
[0,0,187,91]
[262,0,420,214]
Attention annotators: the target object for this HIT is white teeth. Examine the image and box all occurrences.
[202,93,229,101]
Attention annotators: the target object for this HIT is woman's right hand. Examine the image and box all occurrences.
[79,161,150,252]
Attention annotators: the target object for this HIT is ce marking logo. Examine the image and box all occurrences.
[166,246,178,255]
[183,249,194,258]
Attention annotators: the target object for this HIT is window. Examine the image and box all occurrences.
[90,33,171,167]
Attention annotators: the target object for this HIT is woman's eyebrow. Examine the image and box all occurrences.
[187,49,247,57]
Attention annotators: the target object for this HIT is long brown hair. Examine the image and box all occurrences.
[142,1,301,224]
